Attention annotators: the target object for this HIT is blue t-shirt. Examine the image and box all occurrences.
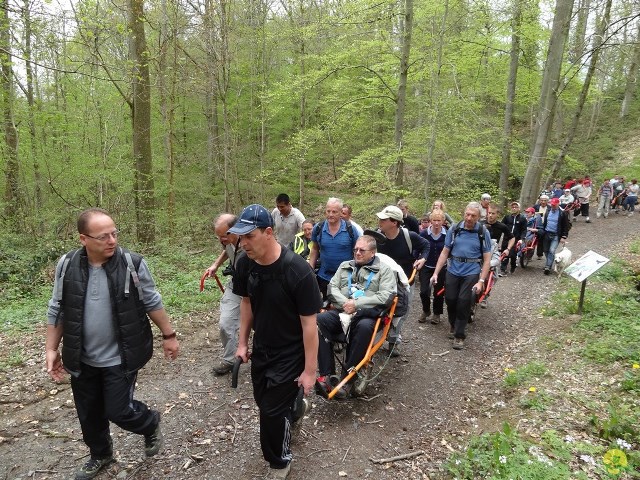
[545,209,560,234]
[444,223,492,277]
[312,219,361,281]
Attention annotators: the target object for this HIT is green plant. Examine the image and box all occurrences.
[621,366,640,393]
[443,422,573,479]
[590,400,640,443]
[503,362,547,388]
[519,389,551,411]
[0,348,24,371]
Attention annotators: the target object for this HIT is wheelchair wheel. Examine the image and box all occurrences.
[520,250,531,268]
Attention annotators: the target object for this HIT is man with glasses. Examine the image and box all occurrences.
[45,208,179,480]
[203,213,243,376]
[315,235,396,399]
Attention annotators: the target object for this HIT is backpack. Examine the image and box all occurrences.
[247,247,297,303]
[449,221,487,260]
[314,220,356,248]
[56,247,144,301]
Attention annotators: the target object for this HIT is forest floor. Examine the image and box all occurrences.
[1,210,639,480]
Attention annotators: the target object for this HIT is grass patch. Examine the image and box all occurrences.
[503,362,547,388]
[0,348,25,371]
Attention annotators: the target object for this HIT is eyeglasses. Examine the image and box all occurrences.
[353,248,371,253]
[83,230,120,242]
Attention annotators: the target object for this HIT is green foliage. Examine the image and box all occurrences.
[443,423,573,479]
[503,362,547,388]
[590,400,640,443]
[519,389,551,411]
[0,348,24,372]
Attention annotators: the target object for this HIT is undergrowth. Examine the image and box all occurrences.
[442,250,640,478]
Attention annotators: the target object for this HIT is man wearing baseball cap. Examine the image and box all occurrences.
[540,198,570,275]
[376,205,429,356]
[230,204,322,479]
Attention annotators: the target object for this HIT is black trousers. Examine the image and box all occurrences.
[419,267,446,315]
[444,271,479,340]
[317,310,375,378]
[251,366,299,469]
[70,363,158,459]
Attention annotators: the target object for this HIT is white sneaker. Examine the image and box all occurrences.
[629,212,634,217]
[266,463,291,479]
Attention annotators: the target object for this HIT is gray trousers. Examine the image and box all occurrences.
[219,282,241,364]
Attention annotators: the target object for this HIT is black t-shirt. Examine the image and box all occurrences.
[377,230,429,277]
[233,246,321,383]
[483,221,513,246]
[403,215,420,234]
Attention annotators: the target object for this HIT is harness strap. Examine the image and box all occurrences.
[123,248,144,301]
[450,256,482,263]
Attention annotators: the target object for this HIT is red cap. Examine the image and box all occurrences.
[525,207,535,213]
[549,198,560,206]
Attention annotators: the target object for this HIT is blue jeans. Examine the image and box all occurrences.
[624,195,637,212]
[543,233,560,268]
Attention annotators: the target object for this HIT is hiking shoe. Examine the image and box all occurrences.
[418,312,428,323]
[387,342,400,357]
[448,327,455,339]
[328,375,350,399]
[75,456,114,480]
[480,299,488,309]
[212,360,233,375]
[315,376,331,397]
[543,267,550,275]
[430,314,441,325]
[265,462,291,479]
[144,414,163,457]
[629,212,635,217]
[585,217,591,223]
[498,270,507,277]
[510,265,517,274]
[452,338,464,350]
[537,255,543,260]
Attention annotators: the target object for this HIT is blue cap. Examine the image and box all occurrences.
[227,204,273,235]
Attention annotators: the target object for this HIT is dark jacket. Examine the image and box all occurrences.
[58,247,152,376]
[542,208,570,239]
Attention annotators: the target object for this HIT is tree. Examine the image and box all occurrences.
[129,0,155,243]
[620,20,640,118]
[499,0,522,207]
[520,0,575,207]
[394,0,414,189]
[1,0,20,223]
[548,0,612,183]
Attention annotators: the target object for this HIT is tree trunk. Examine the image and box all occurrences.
[1,0,20,224]
[394,0,414,189]
[423,0,448,204]
[620,21,640,118]
[158,0,177,234]
[519,0,574,207]
[499,0,522,208]
[128,0,155,243]
[23,0,42,213]
[569,0,591,64]
[547,0,611,184]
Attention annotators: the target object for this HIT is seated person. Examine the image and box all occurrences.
[523,207,541,244]
[316,235,397,399]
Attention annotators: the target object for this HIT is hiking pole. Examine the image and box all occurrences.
[199,272,225,293]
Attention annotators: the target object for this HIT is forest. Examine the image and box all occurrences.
[1,0,640,243]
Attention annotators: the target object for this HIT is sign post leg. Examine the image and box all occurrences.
[577,279,587,315]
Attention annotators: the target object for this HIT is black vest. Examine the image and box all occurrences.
[59,247,153,376]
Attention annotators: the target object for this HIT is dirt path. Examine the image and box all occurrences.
[1,211,637,480]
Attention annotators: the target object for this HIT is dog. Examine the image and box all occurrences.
[553,247,572,276]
